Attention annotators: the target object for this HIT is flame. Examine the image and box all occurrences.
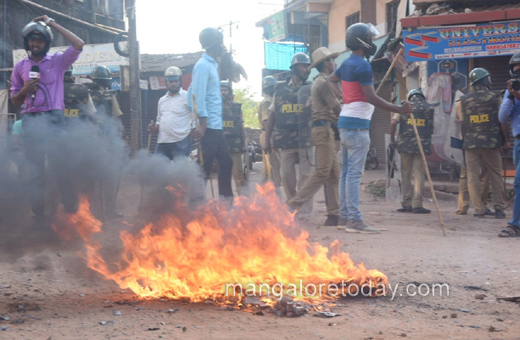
[54,184,387,303]
[52,196,102,241]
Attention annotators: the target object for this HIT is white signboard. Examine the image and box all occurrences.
[13,42,129,76]
[149,76,167,90]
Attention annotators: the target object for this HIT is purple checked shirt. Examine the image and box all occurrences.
[11,45,82,113]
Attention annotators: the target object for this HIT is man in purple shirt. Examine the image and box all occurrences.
[11,15,84,225]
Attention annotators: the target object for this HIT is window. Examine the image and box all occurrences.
[386,1,400,34]
[346,12,360,31]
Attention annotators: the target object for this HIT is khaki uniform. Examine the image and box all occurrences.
[287,73,341,216]
[392,100,434,209]
[457,85,506,214]
[259,95,281,186]
[223,100,247,195]
[458,160,490,212]
[269,79,314,213]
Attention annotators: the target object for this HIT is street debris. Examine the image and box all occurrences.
[313,311,342,318]
[167,308,179,314]
[113,310,122,316]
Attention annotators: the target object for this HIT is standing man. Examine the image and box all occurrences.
[390,89,433,214]
[263,52,314,216]
[220,81,248,195]
[259,76,282,187]
[11,16,84,225]
[328,23,413,233]
[287,47,341,226]
[149,66,193,160]
[189,27,233,199]
[499,51,520,236]
[457,67,508,219]
[456,164,492,215]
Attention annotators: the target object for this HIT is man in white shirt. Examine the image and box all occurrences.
[149,66,193,160]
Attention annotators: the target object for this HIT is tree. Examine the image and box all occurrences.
[233,86,260,129]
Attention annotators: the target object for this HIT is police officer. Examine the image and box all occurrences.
[264,52,314,215]
[88,65,124,218]
[287,47,341,226]
[89,65,123,123]
[220,81,248,195]
[259,76,281,187]
[63,67,93,119]
[390,89,433,214]
[457,68,508,218]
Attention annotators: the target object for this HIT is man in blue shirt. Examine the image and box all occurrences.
[328,23,413,234]
[189,27,233,198]
[498,51,520,237]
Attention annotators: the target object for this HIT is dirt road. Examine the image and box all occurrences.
[1,165,519,340]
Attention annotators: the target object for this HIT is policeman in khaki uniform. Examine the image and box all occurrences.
[264,52,314,215]
[390,89,433,214]
[221,81,248,195]
[259,76,282,187]
[456,68,509,219]
[287,47,341,226]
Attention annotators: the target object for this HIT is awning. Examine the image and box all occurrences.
[402,3,520,28]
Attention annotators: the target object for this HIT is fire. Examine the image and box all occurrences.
[52,196,102,242]
[55,184,387,304]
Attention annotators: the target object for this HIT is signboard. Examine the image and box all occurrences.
[13,42,129,75]
[139,79,148,90]
[149,76,167,90]
[266,11,287,42]
[403,21,520,62]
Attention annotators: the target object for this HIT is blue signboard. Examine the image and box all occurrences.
[403,20,520,62]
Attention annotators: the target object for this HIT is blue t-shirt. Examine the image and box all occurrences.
[333,55,375,129]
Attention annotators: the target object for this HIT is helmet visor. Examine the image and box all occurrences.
[165,76,180,82]
[366,24,380,40]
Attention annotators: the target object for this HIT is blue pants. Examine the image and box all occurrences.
[510,140,520,226]
[339,129,370,221]
[155,136,191,161]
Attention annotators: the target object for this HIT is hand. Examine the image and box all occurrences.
[21,79,39,96]
[147,121,156,133]
[503,142,511,154]
[33,15,50,23]
[399,101,414,115]
[263,138,272,153]
[390,140,397,148]
[194,126,206,142]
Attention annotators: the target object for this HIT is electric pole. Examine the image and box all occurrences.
[126,0,142,153]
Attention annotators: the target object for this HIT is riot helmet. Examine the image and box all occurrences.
[469,68,491,87]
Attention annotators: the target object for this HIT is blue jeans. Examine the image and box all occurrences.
[339,129,370,221]
[510,139,520,226]
[155,136,191,161]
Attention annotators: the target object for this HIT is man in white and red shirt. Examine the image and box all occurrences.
[329,23,413,234]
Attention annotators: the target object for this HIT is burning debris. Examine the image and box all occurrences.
[50,182,387,314]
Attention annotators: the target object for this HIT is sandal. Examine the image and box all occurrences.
[498,224,520,238]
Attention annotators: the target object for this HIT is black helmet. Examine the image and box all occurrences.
[199,27,224,50]
[262,76,277,90]
[407,89,425,101]
[22,21,53,54]
[91,65,112,80]
[510,51,520,77]
[64,65,73,77]
[220,80,232,91]
[469,68,490,86]
[290,52,311,68]
[345,23,379,56]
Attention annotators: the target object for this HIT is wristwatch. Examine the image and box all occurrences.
[45,17,55,25]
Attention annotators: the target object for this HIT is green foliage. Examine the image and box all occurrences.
[233,86,260,129]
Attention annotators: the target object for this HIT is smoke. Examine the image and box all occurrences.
[0,114,204,258]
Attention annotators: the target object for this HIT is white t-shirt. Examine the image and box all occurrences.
[156,89,193,143]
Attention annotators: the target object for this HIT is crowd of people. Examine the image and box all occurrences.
[8,15,520,238]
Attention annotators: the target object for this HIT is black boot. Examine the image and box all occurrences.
[324,215,339,227]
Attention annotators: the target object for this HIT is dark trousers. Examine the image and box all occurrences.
[155,136,191,161]
[23,111,78,217]
[200,128,233,198]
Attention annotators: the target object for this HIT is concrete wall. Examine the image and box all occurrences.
[327,0,399,52]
